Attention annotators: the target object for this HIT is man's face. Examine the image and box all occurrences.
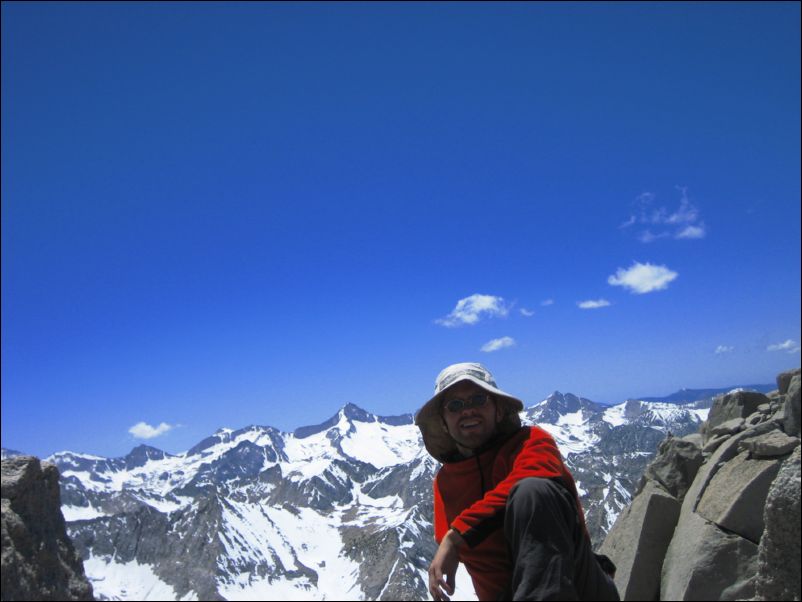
[441,381,504,455]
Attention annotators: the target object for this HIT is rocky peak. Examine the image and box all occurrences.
[293,402,384,438]
[531,391,601,424]
[124,445,169,470]
[1,455,94,601]
[341,402,375,423]
[623,399,645,420]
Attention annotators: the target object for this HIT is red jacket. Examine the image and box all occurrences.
[434,426,586,601]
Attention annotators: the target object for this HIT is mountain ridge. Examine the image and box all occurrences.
[4,383,772,461]
[0,382,775,601]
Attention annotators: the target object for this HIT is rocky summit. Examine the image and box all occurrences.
[0,383,774,601]
[600,367,801,601]
[1,455,94,601]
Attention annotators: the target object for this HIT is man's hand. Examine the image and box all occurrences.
[428,528,466,601]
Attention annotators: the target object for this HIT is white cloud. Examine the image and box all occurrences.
[665,190,700,224]
[625,188,706,242]
[436,294,508,327]
[676,224,706,239]
[608,262,678,294]
[638,230,669,243]
[520,308,535,317]
[577,299,611,309]
[129,422,174,440]
[541,299,554,306]
[715,345,735,354]
[767,339,801,354]
[481,336,516,352]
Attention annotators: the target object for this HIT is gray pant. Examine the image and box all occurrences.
[504,477,620,601]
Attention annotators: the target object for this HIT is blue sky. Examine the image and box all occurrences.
[2,2,800,459]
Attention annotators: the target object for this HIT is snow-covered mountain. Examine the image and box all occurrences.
[5,388,751,601]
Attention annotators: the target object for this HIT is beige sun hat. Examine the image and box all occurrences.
[414,362,524,461]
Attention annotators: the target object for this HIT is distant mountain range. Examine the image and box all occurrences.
[1,383,773,601]
[630,384,775,405]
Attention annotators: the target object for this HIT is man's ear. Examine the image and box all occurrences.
[441,418,450,433]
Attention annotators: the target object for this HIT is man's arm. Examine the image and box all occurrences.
[428,528,466,601]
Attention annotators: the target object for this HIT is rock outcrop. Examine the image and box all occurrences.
[1,456,94,601]
[600,368,801,601]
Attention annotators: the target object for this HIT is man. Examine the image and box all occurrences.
[415,362,619,601]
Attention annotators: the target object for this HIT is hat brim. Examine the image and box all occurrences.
[415,375,524,462]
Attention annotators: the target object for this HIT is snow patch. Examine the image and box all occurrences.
[84,554,192,601]
[62,504,109,522]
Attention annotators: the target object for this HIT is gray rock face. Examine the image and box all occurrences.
[601,368,801,601]
[642,436,703,502]
[740,430,800,458]
[599,480,679,601]
[783,373,801,437]
[660,510,758,601]
[1,456,94,601]
[754,446,801,601]
[709,417,745,437]
[777,368,800,396]
[695,450,782,543]
[704,391,770,442]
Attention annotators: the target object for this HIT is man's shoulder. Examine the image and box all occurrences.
[526,424,557,441]
[505,425,556,446]
[505,425,561,459]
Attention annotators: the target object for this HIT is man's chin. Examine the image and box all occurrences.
[455,433,490,450]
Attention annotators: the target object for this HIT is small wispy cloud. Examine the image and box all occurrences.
[436,294,508,327]
[676,224,706,239]
[715,345,735,354]
[577,299,611,309]
[129,421,174,440]
[520,308,535,317]
[638,230,670,243]
[481,336,516,352]
[608,262,678,294]
[541,299,554,306]
[767,339,801,354]
[622,187,706,242]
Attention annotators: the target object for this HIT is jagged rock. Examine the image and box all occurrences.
[681,433,703,447]
[710,417,745,437]
[659,422,781,600]
[704,391,770,442]
[739,430,800,458]
[599,480,680,601]
[695,449,783,543]
[661,510,758,601]
[782,374,801,437]
[777,368,800,396]
[1,456,94,601]
[754,446,801,601]
[599,369,800,602]
[702,433,729,454]
[642,437,703,502]
[688,421,781,510]
[746,412,765,426]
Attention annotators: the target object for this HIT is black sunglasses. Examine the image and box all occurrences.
[444,393,490,413]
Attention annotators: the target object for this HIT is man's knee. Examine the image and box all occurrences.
[509,477,566,504]
[507,477,577,525]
